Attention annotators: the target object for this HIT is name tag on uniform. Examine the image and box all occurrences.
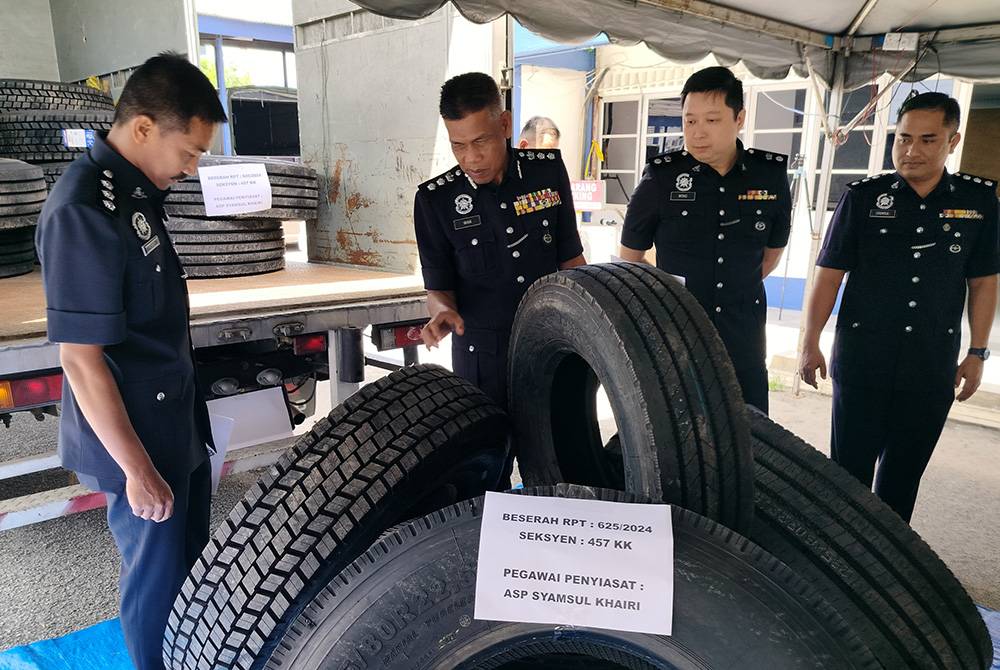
[669,192,696,201]
[142,236,161,256]
[453,215,481,230]
[869,209,896,219]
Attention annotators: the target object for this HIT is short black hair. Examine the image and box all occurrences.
[681,66,744,118]
[898,91,961,132]
[114,51,227,131]
[439,72,502,120]
[520,116,560,143]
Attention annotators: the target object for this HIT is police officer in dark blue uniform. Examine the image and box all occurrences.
[414,72,586,407]
[801,92,999,523]
[36,53,227,670]
[620,66,792,413]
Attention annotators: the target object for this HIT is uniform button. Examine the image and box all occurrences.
[512,250,520,258]
[156,392,165,401]
[905,326,913,333]
[716,282,724,289]
[955,232,962,238]
[880,228,888,234]
[468,345,475,353]
[948,328,955,334]
[155,264,161,272]
[755,299,760,305]
[719,187,725,192]
[912,276,920,283]
[919,204,927,210]
[908,301,917,307]
[717,233,725,241]
[719,209,725,216]
[542,219,549,226]
[681,210,688,216]
[500,202,508,209]
[471,238,479,246]
[852,322,860,328]
[506,227,514,234]
[756,209,762,215]
[715,306,722,313]
[717,257,724,264]
[517,275,525,283]
[916,226,924,233]
[913,252,921,259]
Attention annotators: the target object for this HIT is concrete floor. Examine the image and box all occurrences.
[0,379,997,651]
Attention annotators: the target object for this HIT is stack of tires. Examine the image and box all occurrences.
[0,159,46,278]
[163,264,992,669]
[164,156,319,279]
[0,79,115,190]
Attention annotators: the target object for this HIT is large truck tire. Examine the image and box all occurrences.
[169,231,284,246]
[163,365,510,670]
[181,258,286,278]
[165,204,317,221]
[749,410,992,670]
[509,262,753,533]
[0,110,114,162]
[0,79,114,112]
[167,193,318,209]
[266,485,877,670]
[165,218,284,234]
[177,247,285,266]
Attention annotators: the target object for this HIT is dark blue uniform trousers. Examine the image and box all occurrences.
[78,459,210,670]
[831,381,952,523]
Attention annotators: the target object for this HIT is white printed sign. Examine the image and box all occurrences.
[474,491,674,635]
[570,180,606,211]
[197,163,273,217]
[62,128,95,149]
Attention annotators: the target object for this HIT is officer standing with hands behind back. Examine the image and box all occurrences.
[800,92,999,523]
[619,66,792,413]
[413,72,586,407]
[36,53,226,670]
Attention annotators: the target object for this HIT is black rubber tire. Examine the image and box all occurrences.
[0,214,41,230]
[165,217,283,233]
[170,183,318,199]
[0,178,47,194]
[266,484,877,670]
[0,189,46,206]
[197,155,317,179]
[165,204,316,220]
[0,225,34,243]
[169,231,284,245]
[748,410,993,670]
[0,110,114,162]
[0,79,114,111]
[0,261,33,278]
[182,258,286,278]
[175,240,285,255]
[178,248,284,265]
[163,365,510,670]
[41,162,72,189]
[509,262,753,533]
[0,201,43,216]
[166,193,318,209]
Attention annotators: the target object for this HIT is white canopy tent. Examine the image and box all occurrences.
[351,0,1000,387]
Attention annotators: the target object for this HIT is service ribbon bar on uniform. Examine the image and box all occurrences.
[939,209,984,220]
[737,189,777,201]
[514,188,562,216]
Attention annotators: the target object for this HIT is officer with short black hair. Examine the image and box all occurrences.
[800,91,999,522]
[414,72,586,407]
[36,52,227,670]
[619,66,792,413]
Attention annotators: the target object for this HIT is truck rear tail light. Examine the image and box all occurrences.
[293,333,327,356]
[0,373,63,411]
[371,320,428,351]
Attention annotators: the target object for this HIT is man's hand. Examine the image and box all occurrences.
[955,355,984,402]
[125,465,174,522]
[421,309,464,349]
[798,345,827,389]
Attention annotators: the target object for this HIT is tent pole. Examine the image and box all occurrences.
[793,53,845,396]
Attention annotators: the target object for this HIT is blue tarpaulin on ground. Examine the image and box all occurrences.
[2,607,1000,668]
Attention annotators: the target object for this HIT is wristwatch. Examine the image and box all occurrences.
[968,347,991,361]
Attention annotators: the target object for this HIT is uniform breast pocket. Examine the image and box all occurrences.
[739,202,774,241]
[859,225,904,260]
[120,373,182,457]
[661,202,704,243]
[124,257,164,325]
[454,234,497,277]
[937,220,974,265]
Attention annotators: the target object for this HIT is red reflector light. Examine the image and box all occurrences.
[7,373,62,409]
[293,333,328,356]
[394,325,424,348]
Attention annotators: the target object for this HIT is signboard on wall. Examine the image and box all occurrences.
[570,180,606,211]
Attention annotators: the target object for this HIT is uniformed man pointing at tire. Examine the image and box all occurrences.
[36,53,226,670]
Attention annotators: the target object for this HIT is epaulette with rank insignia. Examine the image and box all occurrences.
[419,165,465,193]
[515,148,562,163]
[848,173,893,189]
[96,168,118,214]
[954,172,997,189]
[647,148,687,168]
[744,147,788,166]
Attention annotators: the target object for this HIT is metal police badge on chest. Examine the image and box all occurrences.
[670,172,696,201]
[132,212,160,256]
[455,194,474,215]
[869,193,896,219]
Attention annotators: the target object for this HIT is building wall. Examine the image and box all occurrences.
[0,0,60,80]
[517,64,587,180]
[50,0,192,82]
[293,2,503,271]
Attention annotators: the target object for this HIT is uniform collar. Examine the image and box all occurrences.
[89,132,169,203]
[892,169,955,199]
